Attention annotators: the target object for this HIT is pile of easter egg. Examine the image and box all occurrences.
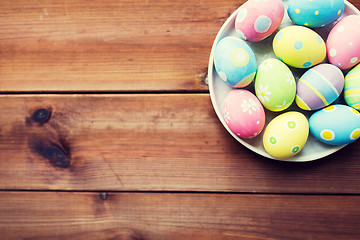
[214,0,360,159]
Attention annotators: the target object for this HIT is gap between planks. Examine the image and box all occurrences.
[1,189,360,197]
[0,89,209,95]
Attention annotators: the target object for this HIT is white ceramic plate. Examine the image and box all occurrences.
[208,0,360,162]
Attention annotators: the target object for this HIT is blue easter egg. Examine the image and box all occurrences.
[287,0,345,28]
[214,36,257,88]
[309,104,360,145]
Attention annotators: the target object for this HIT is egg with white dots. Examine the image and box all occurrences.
[287,0,345,28]
[214,36,257,88]
[327,15,360,70]
[309,105,360,145]
[263,112,309,159]
[273,26,326,69]
[344,64,360,110]
[295,64,344,111]
[235,0,284,42]
[223,89,265,139]
[255,58,296,112]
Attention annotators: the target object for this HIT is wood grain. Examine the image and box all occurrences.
[1,1,360,238]
[1,94,359,193]
[0,0,241,92]
[1,191,359,240]
[1,0,360,92]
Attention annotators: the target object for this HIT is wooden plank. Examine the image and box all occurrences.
[1,191,359,240]
[0,0,241,92]
[1,0,360,92]
[1,94,360,193]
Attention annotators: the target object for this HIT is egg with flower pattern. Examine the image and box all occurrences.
[273,26,326,68]
[214,36,257,88]
[263,112,309,159]
[255,58,296,112]
[223,89,265,138]
[309,104,360,145]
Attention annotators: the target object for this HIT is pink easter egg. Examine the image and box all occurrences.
[327,15,360,70]
[235,0,284,42]
[223,89,266,138]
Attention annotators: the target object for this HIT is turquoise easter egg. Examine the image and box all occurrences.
[309,104,360,145]
[287,0,345,28]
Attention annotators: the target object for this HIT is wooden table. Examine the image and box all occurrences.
[1,0,360,239]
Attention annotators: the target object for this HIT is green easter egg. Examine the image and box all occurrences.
[255,58,296,111]
[344,64,360,110]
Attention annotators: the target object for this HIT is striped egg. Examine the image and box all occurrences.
[344,64,360,110]
[309,104,360,145]
[296,64,344,111]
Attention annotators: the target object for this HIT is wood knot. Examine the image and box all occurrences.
[100,192,108,200]
[28,137,71,168]
[43,145,70,168]
[27,106,53,126]
[32,108,52,123]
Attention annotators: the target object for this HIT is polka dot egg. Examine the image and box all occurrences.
[296,64,344,111]
[263,112,309,159]
[214,36,257,88]
[273,26,326,68]
[344,64,360,110]
[309,104,360,145]
[327,15,360,70]
[235,0,284,42]
[223,89,265,139]
[287,0,344,28]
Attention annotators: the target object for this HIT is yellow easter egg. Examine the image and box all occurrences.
[263,111,309,159]
[273,26,326,68]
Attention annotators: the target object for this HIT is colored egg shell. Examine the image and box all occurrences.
[263,112,309,159]
[255,58,296,111]
[273,26,326,68]
[327,15,360,70]
[309,104,360,145]
[344,64,360,110]
[296,64,344,111]
[214,36,257,88]
[287,0,345,28]
[223,89,265,138]
[235,0,284,42]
